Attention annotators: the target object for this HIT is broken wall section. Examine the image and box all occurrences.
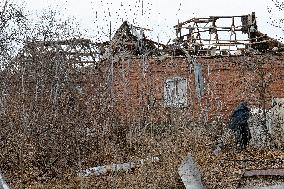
[106,54,284,127]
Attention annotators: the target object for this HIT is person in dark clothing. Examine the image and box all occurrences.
[228,101,252,150]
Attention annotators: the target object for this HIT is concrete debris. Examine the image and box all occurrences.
[0,172,9,189]
[80,156,159,177]
[178,154,205,189]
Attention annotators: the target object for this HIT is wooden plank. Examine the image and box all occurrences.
[243,168,284,177]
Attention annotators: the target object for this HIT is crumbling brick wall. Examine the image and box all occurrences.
[104,54,284,125]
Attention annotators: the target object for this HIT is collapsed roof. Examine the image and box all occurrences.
[98,21,163,59]
[174,12,284,56]
[98,13,284,59]
[19,12,284,66]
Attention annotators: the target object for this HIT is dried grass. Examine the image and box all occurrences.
[19,122,283,189]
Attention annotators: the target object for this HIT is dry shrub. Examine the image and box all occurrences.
[21,118,283,189]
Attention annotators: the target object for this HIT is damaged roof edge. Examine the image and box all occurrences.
[19,12,284,64]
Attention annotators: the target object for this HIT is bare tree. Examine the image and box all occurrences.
[0,0,26,69]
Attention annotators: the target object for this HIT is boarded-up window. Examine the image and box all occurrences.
[194,63,204,100]
[164,77,188,107]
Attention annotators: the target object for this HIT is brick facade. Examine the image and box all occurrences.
[103,54,284,124]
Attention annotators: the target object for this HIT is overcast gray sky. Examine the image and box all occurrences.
[22,0,284,43]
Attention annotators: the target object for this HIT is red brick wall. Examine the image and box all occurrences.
[104,55,284,124]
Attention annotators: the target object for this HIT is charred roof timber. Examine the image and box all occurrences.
[174,12,284,57]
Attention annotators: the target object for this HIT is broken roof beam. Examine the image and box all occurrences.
[201,39,251,42]
[174,18,214,28]
[209,15,245,19]
[211,40,276,46]
[212,43,247,46]
[174,14,253,28]
[177,26,244,30]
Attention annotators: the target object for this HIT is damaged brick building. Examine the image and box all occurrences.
[3,12,284,189]
[16,12,284,128]
[98,12,284,127]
